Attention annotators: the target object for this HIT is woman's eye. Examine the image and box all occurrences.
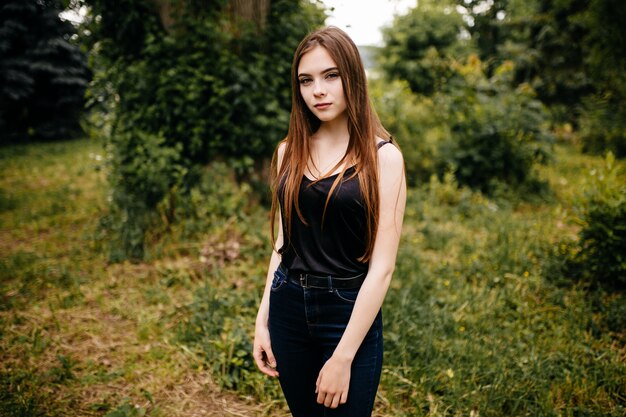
[326,72,339,80]
[299,78,312,85]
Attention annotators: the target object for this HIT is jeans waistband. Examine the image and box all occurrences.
[279,263,365,290]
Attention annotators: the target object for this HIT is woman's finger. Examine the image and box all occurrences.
[253,345,279,377]
[324,392,335,408]
[264,344,277,370]
[316,390,325,405]
[340,390,348,404]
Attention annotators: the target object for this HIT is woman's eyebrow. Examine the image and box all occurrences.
[298,67,339,77]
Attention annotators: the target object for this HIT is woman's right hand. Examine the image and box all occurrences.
[253,322,279,377]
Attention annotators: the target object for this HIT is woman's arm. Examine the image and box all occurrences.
[253,142,286,378]
[253,220,283,377]
[315,142,407,408]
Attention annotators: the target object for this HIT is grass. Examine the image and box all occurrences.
[0,139,263,416]
[374,148,626,416]
[0,138,624,416]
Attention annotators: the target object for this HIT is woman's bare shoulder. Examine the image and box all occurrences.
[276,140,288,171]
[376,137,402,164]
[277,141,287,156]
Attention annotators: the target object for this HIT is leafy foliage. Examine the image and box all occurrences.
[379,1,468,95]
[372,54,553,193]
[0,0,90,142]
[370,78,443,186]
[572,153,626,288]
[456,0,626,156]
[437,58,553,193]
[378,1,554,193]
[105,130,184,260]
[577,0,626,157]
[79,0,325,260]
[579,93,626,157]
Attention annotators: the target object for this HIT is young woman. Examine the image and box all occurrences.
[253,26,406,416]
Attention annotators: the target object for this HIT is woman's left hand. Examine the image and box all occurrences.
[315,355,351,408]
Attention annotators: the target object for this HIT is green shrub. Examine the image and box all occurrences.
[547,153,626,289]
[105,130,184,261]
[378,2,468,96]
[579,93,626,158]
[373,54,553,194]
[370,78,445,186]
[437,58,554,194]
[84,0,325,261]
[168,162,254,240]
[572,152,626,288]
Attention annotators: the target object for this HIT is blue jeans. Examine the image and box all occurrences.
[268,265,383,417]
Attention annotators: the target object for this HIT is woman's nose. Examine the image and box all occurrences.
[313,81,326,97]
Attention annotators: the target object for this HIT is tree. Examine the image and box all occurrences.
[77,0,326,260]
[378,1,553,193]
[577,0,626,156]
[0,0,90,142]
[457,0,626,156]
[455,0,509,69]
[379,1,469,96]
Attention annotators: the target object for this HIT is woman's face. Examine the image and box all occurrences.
[297,45,347,124]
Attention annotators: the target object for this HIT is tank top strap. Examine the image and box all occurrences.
[377,138,393,150]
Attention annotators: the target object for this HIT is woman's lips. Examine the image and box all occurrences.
[314,103,331,110]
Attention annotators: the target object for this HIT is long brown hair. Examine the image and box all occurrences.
[270,26,391,262]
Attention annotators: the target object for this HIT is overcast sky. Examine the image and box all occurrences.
[321,0,416,46]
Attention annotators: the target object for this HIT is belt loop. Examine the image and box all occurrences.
[327,275,333,292]
[300,273,306,288]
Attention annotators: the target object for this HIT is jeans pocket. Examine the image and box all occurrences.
[270,268,288,292]
[333,287,360,303]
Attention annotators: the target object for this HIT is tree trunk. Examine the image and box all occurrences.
[153,0,271,32]
[227,0,271,29]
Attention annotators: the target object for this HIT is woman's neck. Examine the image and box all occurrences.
[313,113,349,145]
[305,114,352,179]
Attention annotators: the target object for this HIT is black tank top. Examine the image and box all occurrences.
[279,140,392,276]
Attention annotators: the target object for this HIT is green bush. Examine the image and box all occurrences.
[82,0,325,261]
[372,57,554,194]
[168,162,253,239]
[376,41,554,195]
[437,58,554,194]
[379,2,468,96]
[105,130,184,261]
[573,153,626,288]
[547,153,626,289]
[370,78,445,186]
[579,93,626,158]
